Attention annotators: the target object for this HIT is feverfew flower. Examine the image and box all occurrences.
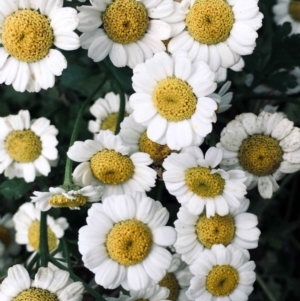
[186,245,256,301]
[0,265,84,301]
[130,51,218,150]
[209,81,233,113]
[88,92,132,136]
[174,198,260,264]
[158,254,193,301]
[0,110,58,183]
[217,112,300,198]
[163,146,247,217]
[165,0,263,71]
[13,203,68,253]
[120,115,175,164]
[0,0,80,92]
[31,185,103,211]
[77,0,174,68]
[67,130,157,198]
[273,0,300,35]
[78,193,176,290]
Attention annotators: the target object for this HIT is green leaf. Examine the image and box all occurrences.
[0,178,31,200]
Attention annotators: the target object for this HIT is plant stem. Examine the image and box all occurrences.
[63,76,107,186]
[256,274,277,301]
[49,257,106,301]
[39,211,49,267]
[25,252,40,273]
[61,238,73,271]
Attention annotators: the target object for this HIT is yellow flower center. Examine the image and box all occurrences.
[106,219,153,266]
[185,167,225,198]
[195,214,235,248]
[90,149,135,185]
[28,221,57,252]
[100,113,129,133]
[0,226,11,248]
[49,194,88,208]
[289,0,300,21]
[159,272,180,301]
[5,130,42,163]
[139,131,173,164]
[2,9,53,63]
[153,77,197,122]
[102,0,149,44]
[238,134,283,176]
[14,288,58,301]
[186,0,234,45]
[206,265,239,296]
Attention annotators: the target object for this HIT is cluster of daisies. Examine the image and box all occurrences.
[0,0,300,301]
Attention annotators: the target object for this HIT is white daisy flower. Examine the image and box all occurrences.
[0,110,59,183]
[163,146,247,217]
[130,51,218,151]
[164,0,263,72]
[0,214,21,270]
[158,253,193,301]
[107,285,170,301]
[0,264,84,301]
[273,0,300,35]
[0,0,80,93]
[31,185,103,211]
[67,130,157,198]
[13,202,69,253]
[120,115,176,164]
[77,0,174,68]
[78,193,177,290]
[209,81,233,113]
[216,57,245,83]
[88,92,132,136]
[186,244,255,301]
[174,198,260,265]
[217,111,300,198]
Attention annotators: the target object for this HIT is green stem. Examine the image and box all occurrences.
[256,274,277,301]
[39,211,49,267]
[25,252,40,273]
[49,257,106,301]
[61,238,73,271]
[99,61,126,134]
[63,76,107,185]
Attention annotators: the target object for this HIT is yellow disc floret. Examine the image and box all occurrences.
[239,134,283,176]
[153,77,197,122]
[186,0,234,45]
[195,214,235,248]
[90,149,135,184]
[289,0,300,21]
[0,226,11,248]
[106,219,153,266]
[159,273,180,301]
[2,9,53,62]
[28,221,57,252]
[102,0,149,44]
[14,288,58,301]
[100,113,129,133]
[206,265,239,296]
[139,131,173,164]
[5,130,42,163]
[185,167,225,198]
[49,194,88,208]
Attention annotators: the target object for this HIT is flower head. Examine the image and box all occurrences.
[130,52,218,150]
[0,110,58,182]
[13,203,68,253]
[78,193,176,290]
[0,264,84,300]
[0,0,80,92]
[217,111,300,198]
[163,146,247,217]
